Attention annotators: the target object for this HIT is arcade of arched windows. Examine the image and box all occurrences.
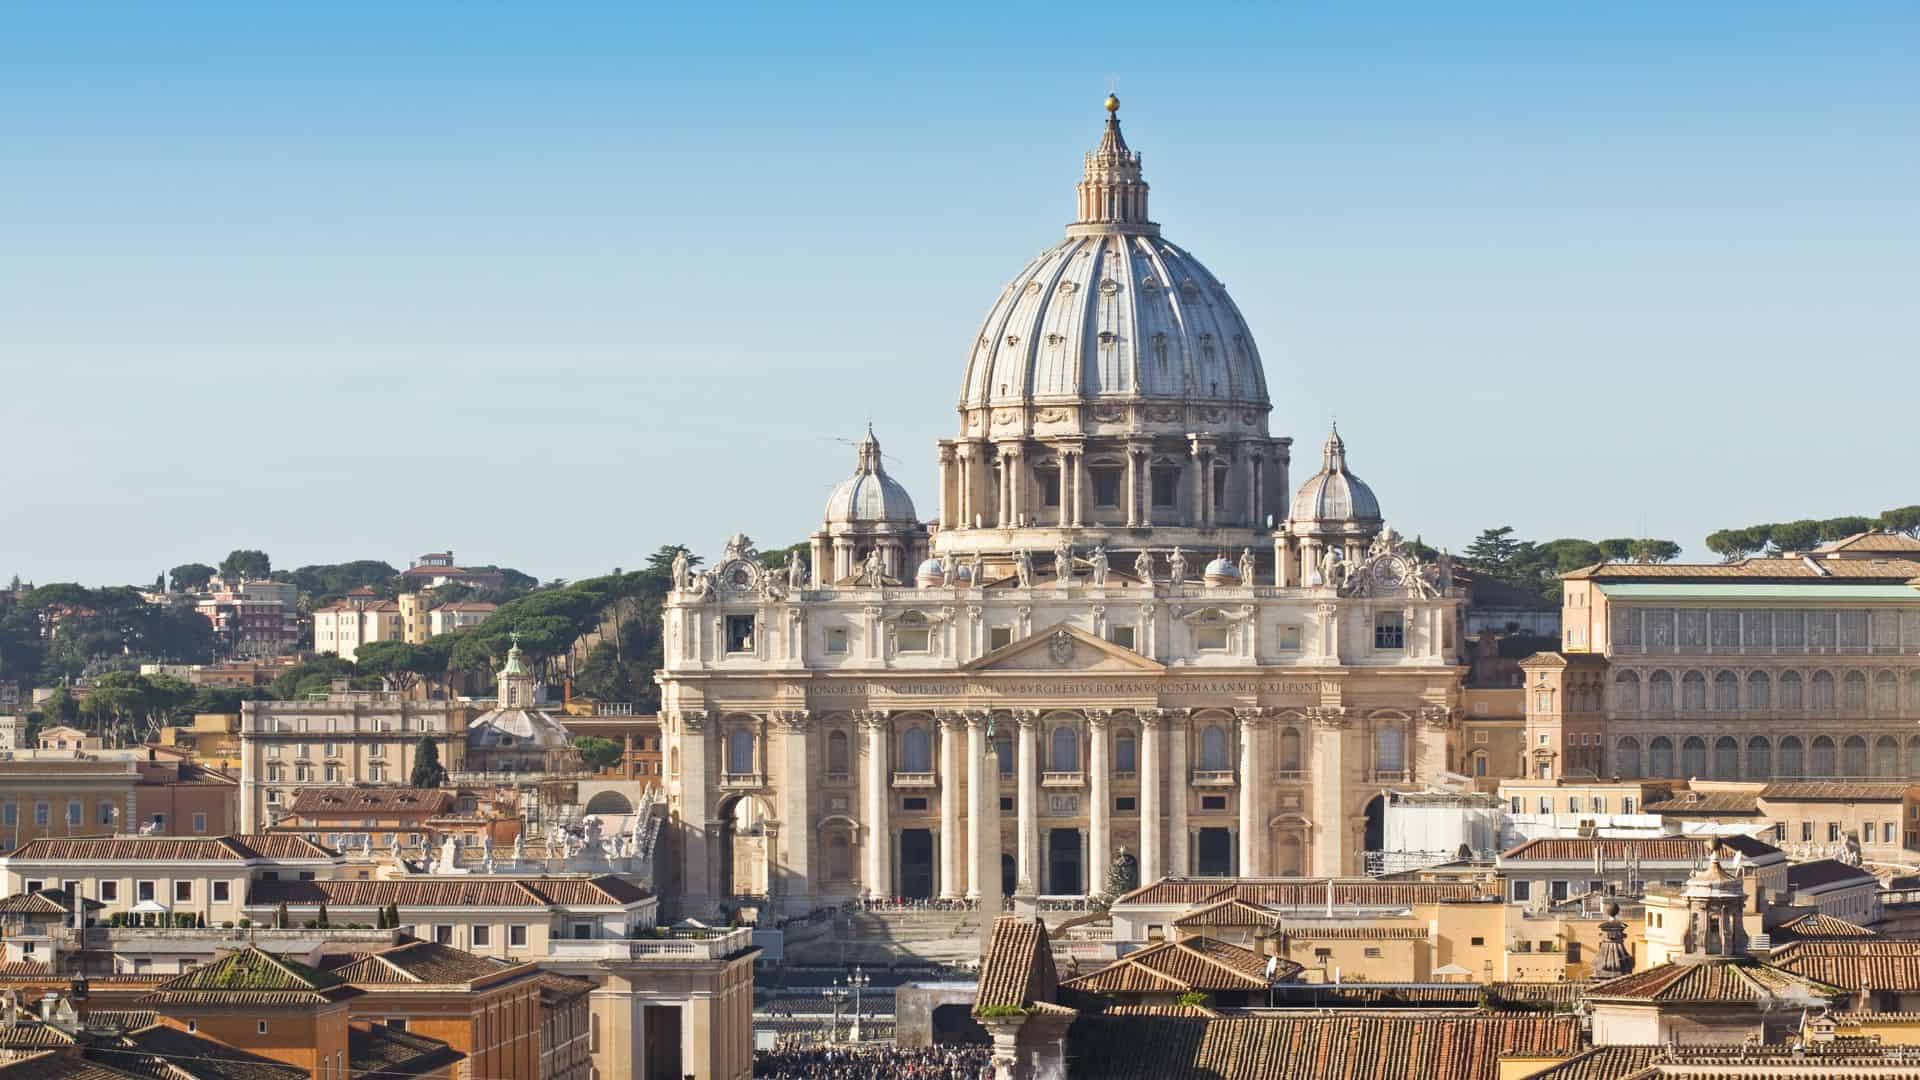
[1611,667,1920,718]
[1612,731,1920,781]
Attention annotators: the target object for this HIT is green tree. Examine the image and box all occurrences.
[1595,539,1636,561]
[218,549,272,580]
[1767,519,1823,553]
[1704,526,1769,562]
[168,563,217,593]
[1880,505,1920,538]
[575,736,625,771]
[1628,539,1682,564]
[353,640,446,696]
[645,545,702,577]
[410,736,447,788]
[1818,516,1876,542]
[1464,527,1530,581]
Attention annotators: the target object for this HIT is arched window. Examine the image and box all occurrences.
[1875,672,1898,713]
[1746,737,1771,779]
[1909,737,1920,777]
[1615,737,1641,779]
[1199,725,1230,771]
[1277,834,1305,876]
[901,726,932,774]
[1747,672,1770,710]
[1471,752,1488,777]
[1809,735,1836,777]
[1681,672,1707,710]
[1844,671,1868,712]
[727,729,755,775]
[1681,736,1707,778]
[827,731,851,776]
[1648,671,1675,711]
[1811,671,1836,710]
[1713,671,1738,710]
[1614,671,1641,711]
[1375,725,1405,773]
[1051,725,1080,772]
[1843,735,1868,777]
[1713,737,1739,779]
[1778,736,1804,778]
[1114,729,1138,773]
[1779,671,1804,710]
[1648,737,1674,778]
[1279,728,1303,772]
[1875,735,1899,777]
[996,736,1014,776]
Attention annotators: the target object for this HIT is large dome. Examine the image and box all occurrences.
[957,98,1270,419]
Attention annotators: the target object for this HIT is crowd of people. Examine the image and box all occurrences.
[753,1043,992,1079]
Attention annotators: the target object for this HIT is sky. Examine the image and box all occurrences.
[2,3,1916,586]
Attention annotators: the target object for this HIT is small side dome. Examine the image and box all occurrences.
[915,557,947,587]
[1203,557,1239,587]
[1289,423,1382,531]
[824,425,918,526]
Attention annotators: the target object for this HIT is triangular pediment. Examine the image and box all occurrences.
[962,621,1164,674]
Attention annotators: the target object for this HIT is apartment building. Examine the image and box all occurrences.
[238,692,470,831]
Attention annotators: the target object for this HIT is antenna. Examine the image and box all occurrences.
[1106,73,1120,95]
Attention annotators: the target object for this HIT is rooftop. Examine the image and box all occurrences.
[1061,936,1292,995]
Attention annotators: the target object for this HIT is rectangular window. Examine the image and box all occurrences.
[1538,797,1551,814]
[212,881,229,903]
[825,628,849,655]
[24,880,42,894]
[1470,936,1485,947]
[1512,880,1532,902]
[1040,469,1060,508]
[471,924,492,947]
[725,615,756,653]
[897,627,930,653]
[1828,822,1842,842]
[999,796,1014,812]
[1115,796,1136,812]
[1374,612,1405,650]
[137,881,156,902]
[434,925,453,945]
[1801,822,1814,842]
[1108,626,1136,650]
[902,797,928,811]
[1279,625,1302,651]
[174,881,192,902]
[1364,947,1382,958]
[1550,880,1569,901]
[66,800,81,827]
[1568,797,1582,814]
[1092,468,1121,508]
[192,813,207,834]
[34,802,49,827]
[1509,797,1522,814]
[99,802,116,825]
[1196,627,1229,652]
[1200,795,1227,811]
[2,802,13,826]
[1567,942,1582,963]
[1151,467,1178,508]
[989,627,1014,651]
[100,881,119,902]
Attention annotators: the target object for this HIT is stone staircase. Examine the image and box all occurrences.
[781,908,985,967]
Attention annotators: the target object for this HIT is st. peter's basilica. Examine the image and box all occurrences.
[659,97,1467,918]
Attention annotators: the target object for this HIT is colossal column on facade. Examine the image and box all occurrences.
[680,710,713,902]
[1164,709,1190,877]
[1309,707,1348,876]
[1137,711,1161,885]
[859,711,892,897]
[1015,711,1040,896]
[965,712,988,900]
[1235,707,1266,877]
[1086,711,1111,890]
[938,712,963,899]
[773,710,812,900]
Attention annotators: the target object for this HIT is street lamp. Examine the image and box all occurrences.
[827,979,847,1044]
[847,967,872,1042]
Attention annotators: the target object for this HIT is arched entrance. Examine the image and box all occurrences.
[715,794,768,899]
[1363,795,1386,855]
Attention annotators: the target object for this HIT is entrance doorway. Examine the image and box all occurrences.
[1363,795,1386,854]
[1001,854,1016,899]
[1196,827,1232,877]
[1047,828,1082,895]
[899,829,935,900]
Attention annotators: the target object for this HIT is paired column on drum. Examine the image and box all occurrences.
[859,711,891,898]
[1087,711,1111,890]
[938,713,963,899]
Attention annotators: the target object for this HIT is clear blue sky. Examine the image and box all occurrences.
[3,3,1915,585]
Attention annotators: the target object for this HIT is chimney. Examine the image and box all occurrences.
[37,993,56,1022]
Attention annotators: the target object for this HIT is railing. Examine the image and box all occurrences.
[720,772,766,789]
[1191,770,1236,787]
[824,771,851,785]
[448,769,600,784]
[1036,896,1091,912]
[1273,770,1305,782]
[1041,771,1084,788]
[1111,770,1138,782]
[546,926,753,962]
[1372,770,1408,784]
[890,772,936,789]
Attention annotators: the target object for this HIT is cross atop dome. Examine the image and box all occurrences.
[1078,95,1150,228]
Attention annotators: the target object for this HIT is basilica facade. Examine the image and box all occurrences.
[658,98,1469,918]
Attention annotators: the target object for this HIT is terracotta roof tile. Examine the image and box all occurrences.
[1115,878,1481,908]
[2,835,334,863]
[349,1023,466,1078]
[1566,557,1920,581]
[143,946,357,1009]
[1062,1013,1581,1080]
[328,939,514,986]
[1641,791,1760,814]
[1062,936,1295,995]
[1770,940,1920,990]
[1775,912,1881,941]
[246,874,646,909]
[1761,781,1912,801]
[974,916,1057,1013]
[286,787,455,816]
[1499,836,1772,863]
[1171,897,1283,929]
[1587,960,1840,1004]
[91,1023,308,1079]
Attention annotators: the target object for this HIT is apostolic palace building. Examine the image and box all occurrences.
[659,97,1471,917]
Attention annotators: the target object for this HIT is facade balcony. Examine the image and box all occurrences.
[891,771,936,789]
[1191,770,1237,787]
[1111,770,1138,783]
[1372,769,1409,784]
[720,772,766,790]
[1273,769,1306,782]
[825,770,851,785]
[546,926,754,963]
[1041,771,1084,789]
